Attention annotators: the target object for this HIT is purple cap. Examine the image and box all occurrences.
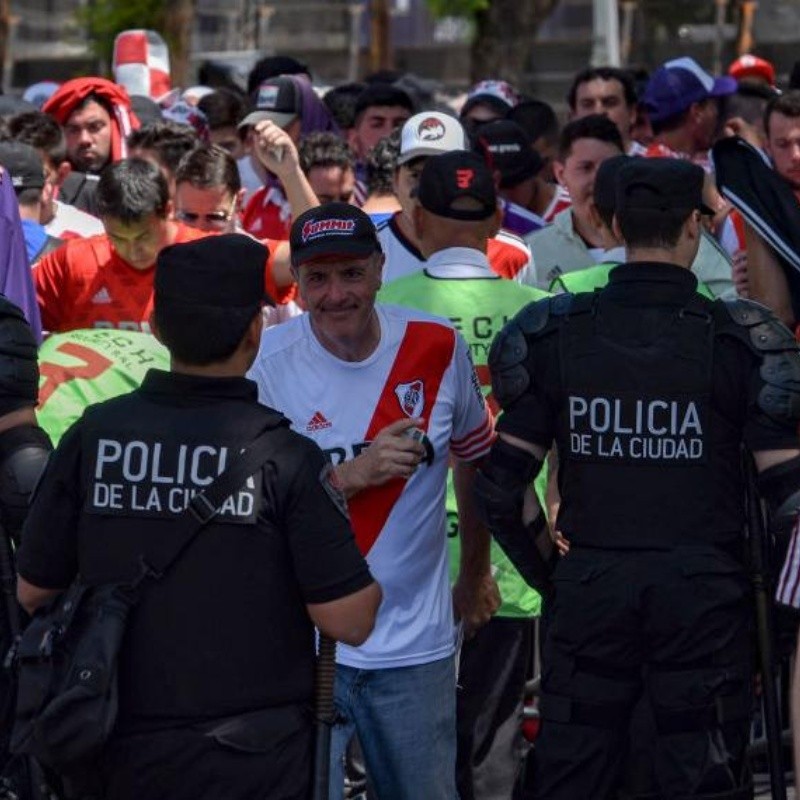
[643,57,737,123]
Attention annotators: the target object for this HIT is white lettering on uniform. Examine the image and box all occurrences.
[122,441,148,482]
[569,396,588,428]
[95,439,122,479]
[190,446,217,486]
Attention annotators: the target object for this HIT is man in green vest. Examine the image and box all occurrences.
[378,150,549,799]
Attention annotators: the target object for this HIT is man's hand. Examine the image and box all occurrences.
[334,418,426,499]
[252,120,301,179]
[453,571,501,639]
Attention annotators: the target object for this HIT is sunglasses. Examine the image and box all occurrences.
[175,198,237,228]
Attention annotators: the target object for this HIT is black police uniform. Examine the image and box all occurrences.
[489,263,800,799]
[17,369,374,800]
[0,296,52,795]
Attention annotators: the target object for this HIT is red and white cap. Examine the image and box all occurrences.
[397,111,467,166]
[112,29,171,101]
[728,54,776,88]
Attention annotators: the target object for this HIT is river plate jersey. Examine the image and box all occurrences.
[37,329,169,445]
[249,304,495,669]
[378,247,549,618]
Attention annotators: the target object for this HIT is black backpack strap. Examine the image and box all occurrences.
[143,420,286,579]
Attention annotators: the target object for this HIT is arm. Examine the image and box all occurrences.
[744,222,794,328]
[452,457,500,636]
[307,581,382,646]
[333,417,426,500]
[251,120,319,222]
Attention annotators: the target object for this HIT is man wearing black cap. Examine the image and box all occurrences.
[473,119,546,238]
[250,202,498,800]
[16,234,381,799]
[478,157,800,799]
[379,150,547,800]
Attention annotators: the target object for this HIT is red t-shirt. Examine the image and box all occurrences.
[241,185,292,240]
[34,224,289,333]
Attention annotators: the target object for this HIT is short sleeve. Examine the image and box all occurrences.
[449,332,495,462]
[279,437,374,604]
[32,244,70,333]
[16,422,83,589]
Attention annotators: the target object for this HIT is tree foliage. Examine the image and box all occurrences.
[424,0,560,84]
[77,0,165,70]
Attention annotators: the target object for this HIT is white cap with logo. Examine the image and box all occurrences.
[397,111,468,166]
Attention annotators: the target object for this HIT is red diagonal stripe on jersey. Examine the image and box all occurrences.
[348,321,455,556]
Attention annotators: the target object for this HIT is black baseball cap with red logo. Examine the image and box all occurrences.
[416,151,497,221]
[290,203,382,267]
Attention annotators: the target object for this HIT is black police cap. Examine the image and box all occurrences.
[417,150,497,221]
[473,119,543,189]
[155,234,268,310]
[616,157,714,215]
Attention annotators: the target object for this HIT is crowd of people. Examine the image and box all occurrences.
[0,39,797,800]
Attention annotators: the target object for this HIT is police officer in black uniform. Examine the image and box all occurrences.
[15,234,382,800]
[0,297,52,798]
[476,158,800,799]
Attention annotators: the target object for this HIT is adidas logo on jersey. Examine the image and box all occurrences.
[306,411,332,432]
[91,287,112,304]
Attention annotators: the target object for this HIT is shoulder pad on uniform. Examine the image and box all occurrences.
[489,297,565,410]
[717,299,800,424]
[717,299,797,352]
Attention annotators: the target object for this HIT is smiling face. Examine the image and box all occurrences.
[293,254,383,360]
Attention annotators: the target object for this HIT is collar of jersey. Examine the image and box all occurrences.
[423,247,496,280]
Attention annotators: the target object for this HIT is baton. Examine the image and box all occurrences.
[312,634,337,800]
[743,451,788,800]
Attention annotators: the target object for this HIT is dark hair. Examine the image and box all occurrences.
[323,82,367,130]
[74,92,113,118]
[247,55,310,96]
[367,129,400,195]
[558,114,624,161]
[197,89,248,131]
[298,132,355,175]
[154,304,259,365]
[96,158,170,223]
[8,111,67,166]
[353,85,414,126]
[16,187,42,207]
[650,107,693,136]
[567,67,638,110]
[718,85,772,131]
[127,121,199,177]
[175,144,241,194]
[765,90,800,138]
[509,99,559,146]
[617,207,692,249]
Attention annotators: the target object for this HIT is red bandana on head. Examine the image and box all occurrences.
[43,77,141,163]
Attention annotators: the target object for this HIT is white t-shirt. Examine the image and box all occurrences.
[249,304,494,669]
[45,200,104,239]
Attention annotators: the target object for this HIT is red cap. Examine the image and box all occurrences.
[728,55,776,88]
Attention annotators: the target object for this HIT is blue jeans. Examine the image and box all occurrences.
[329,656,458,800]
